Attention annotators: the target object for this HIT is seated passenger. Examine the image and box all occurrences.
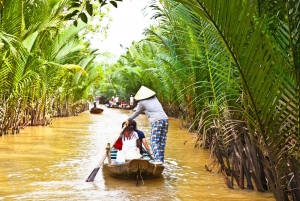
[120,100,126,107]
[119,123,141,160]
[121,125,140,153]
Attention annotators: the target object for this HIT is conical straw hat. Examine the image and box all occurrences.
[134,86,156,101]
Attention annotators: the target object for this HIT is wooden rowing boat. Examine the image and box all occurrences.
[103,159,164,180]
[90,107,103,114]
[105,104,132,110]
[103,148,164,180]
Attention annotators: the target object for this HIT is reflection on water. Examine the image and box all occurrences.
[0,106,275,200]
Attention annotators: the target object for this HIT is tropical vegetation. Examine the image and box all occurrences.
[0,0,111,133]
[98,0,300,200]
[1,0,299,200]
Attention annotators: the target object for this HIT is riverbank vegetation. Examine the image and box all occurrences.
[1,1,299,200]
[0,0,111,132]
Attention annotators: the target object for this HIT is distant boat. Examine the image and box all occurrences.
[105,104,119,108]
[99,100,106,104]
[90,107,103,114]
[106,104,132,110]
[98,95,107,104]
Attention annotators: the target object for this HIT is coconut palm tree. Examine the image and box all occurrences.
[167,0,300,200]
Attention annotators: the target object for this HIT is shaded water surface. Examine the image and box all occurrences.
[0,107,275,200]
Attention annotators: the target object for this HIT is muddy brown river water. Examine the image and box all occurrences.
[0,106,275,200]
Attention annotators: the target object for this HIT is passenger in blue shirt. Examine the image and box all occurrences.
[130,120,152,157]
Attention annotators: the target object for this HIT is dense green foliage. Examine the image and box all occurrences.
[0,0,105,131]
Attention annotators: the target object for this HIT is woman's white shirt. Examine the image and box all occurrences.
[122,131,139,152]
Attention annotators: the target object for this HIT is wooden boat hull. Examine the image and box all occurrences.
[105,104,132,110]
[90,108,103,114]
[103,159,164,180]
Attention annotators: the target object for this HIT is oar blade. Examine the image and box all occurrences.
[86,167,100,182]
[85,127,125,182]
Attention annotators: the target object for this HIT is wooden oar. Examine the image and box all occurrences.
[85,150,108,182]
[86,127,125,182]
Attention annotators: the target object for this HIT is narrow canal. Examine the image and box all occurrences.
[0,106,275,200]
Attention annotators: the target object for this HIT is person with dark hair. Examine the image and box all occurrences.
[120,124,140,153]
[130,120,152,156]
[129,95,134,108]
[125,86,169,164]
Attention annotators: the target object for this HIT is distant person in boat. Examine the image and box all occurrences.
[120,100,126,108]
[111,96,117,106]
[105,99,112,107]
[115,95,119,105]
[129,95,134,108]
[125,86,169,163]
[121,122,141,154]
[130,120,152,156]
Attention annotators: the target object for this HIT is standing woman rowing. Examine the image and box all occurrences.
[125,86,169,163]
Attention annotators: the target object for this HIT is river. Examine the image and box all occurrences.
[0,106,275,200]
